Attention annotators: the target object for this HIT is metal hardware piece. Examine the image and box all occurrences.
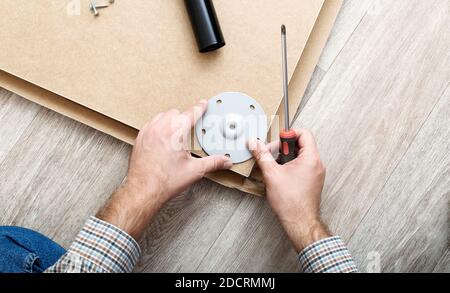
[89,0,99,16]
[90,0,115,17]
[195,92,268,164]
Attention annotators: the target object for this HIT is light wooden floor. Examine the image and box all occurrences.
[0,0,448,273]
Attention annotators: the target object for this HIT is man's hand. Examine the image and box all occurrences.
[97,100,233,240]
[249,129,330,252]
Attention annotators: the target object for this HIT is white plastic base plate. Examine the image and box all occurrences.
[195,92,268,163]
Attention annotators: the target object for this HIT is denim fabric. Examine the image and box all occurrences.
[0,226,66,273]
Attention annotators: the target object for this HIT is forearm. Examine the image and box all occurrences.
[282,218,331,253]
[96,184,163,240]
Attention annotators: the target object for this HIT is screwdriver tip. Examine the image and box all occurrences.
[281,24,286,35]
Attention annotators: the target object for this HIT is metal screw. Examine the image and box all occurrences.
[90,0,115,17]
[89,0,99,16]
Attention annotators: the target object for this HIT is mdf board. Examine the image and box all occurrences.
[0,0,343,195]
[0,0,325,176]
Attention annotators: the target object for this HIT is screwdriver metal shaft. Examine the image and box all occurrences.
[278,25,298,165]
[281,24,289,131]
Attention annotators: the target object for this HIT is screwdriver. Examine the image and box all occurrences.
[278,25,298,165]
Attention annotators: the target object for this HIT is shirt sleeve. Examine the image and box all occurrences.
[298,236,358,273]
[45,217,141,273]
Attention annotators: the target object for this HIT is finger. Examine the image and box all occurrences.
[248,139,277,173]
[266,140,280,157]
[138,113,164,140]
[181,99,208,133]
[164,109,180,119]
[196,155,233,176]
[163,109,184,134]
[296,129,319,155]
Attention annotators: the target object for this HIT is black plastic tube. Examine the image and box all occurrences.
[185,0,226,53]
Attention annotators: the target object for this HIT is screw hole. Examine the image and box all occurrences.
[202,129,206,135]
[250,105,255,110]
[216,99,223,105]
[229,123,236,130]
[225,154,231,158]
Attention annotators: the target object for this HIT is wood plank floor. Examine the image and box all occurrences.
[0,0,448,273]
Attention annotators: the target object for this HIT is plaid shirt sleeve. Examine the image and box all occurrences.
[45,217,141,273]
[298,236,358,273]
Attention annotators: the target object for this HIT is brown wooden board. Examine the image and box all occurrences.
[0,0,325,176]
[0,0,343,195]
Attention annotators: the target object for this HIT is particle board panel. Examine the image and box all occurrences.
[0,0,325,177]
[0,0,344,194]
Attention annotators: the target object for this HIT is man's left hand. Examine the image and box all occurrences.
[97,100,233,240]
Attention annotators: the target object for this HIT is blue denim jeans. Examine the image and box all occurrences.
[0,226,66,273]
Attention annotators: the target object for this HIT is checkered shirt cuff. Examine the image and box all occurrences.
[299,236,358,273]
[68,216,141,273]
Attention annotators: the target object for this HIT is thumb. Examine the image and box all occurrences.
[196,155,233,176]
[248,139,277,173]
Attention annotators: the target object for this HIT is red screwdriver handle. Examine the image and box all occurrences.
[278,130,298,165]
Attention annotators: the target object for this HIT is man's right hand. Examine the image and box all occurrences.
[249,129,330,253]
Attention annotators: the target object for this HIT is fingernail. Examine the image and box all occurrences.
[199,99,208,104]
[224,158,233,169]
[247,139,258,150]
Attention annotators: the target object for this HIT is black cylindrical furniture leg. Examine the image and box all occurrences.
[185,0,226,53]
